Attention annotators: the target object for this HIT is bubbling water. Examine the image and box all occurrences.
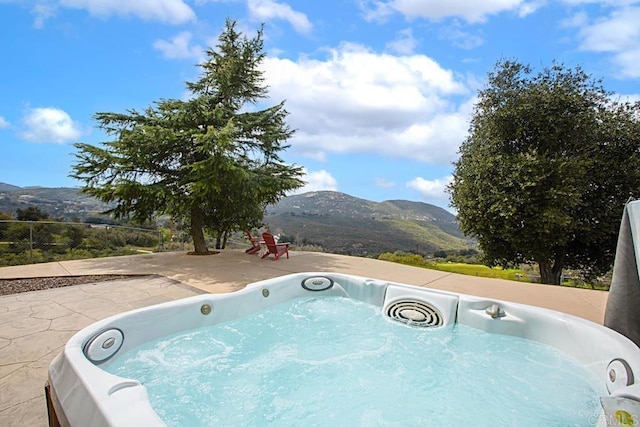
[105,297,603,426]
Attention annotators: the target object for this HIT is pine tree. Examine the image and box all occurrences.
[71,20,304,254]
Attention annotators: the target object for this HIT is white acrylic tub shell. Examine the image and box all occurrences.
[48,272,640,426]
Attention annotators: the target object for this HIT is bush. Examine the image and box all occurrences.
[0,220,162,267]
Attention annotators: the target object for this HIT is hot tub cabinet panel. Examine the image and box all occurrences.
[47,272,640,426]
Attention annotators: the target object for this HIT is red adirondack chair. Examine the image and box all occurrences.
[261,232,290,260]
[244,230,262,254]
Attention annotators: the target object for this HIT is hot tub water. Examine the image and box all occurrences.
[104,296,603,426]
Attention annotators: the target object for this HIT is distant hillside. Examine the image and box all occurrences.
[264,191,473,256]
[0,183,21,192]
[0,183,110,219]
[0,184,473,256]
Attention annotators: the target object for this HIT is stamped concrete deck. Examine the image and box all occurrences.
[0,249,610,426]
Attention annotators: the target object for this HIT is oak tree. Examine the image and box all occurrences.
[449,60,640,284]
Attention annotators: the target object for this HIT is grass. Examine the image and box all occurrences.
[378,252,610,289]
[378,252,528,282]
[426,262,527,280]
[560,279,609,291]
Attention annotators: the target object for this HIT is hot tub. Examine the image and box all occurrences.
[47,272,640,426]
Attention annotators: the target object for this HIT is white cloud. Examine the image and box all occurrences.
[439,22,484,49]
[575,6,640,77]
[517,0,544,17]
[0,0,59,28]
[33,3,56,28]
[560,11,589,28]
[406,175,453,202]
[615,94,640,103]
[154,32,204,61]
[263,44,471,164]
[361,0,541,23]
[375,178,396,188]
[553,2,640,78]
[248,0,313,34]
[612,48,640,78]
[0,116,9,129]
[561,0,640,5]
[359,0,394,22]
[59,0,195,24]
[578,7,640,52]
[21,107,81,143]
[290,169,338,195]
[386,28,418,54]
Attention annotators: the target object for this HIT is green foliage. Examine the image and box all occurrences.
[427,263,526,280]
[0,220,159,266]
[449,60,640,284]
[71,19,304,254]
[432,248,481,264]
[64,225,85,248]
[16,206,49,221]
[379,252,432,268]
[4,222,29,248]
[292,243,325,252]
[378,252,527,281]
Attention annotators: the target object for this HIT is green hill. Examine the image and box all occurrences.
[264,191,473,256]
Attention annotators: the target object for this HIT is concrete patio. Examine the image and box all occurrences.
[0,249,610,426]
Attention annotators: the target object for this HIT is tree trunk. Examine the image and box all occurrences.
[214,231,229,249]
[190,204,209,254]
[539,261,560,284]
[538,248,566,285]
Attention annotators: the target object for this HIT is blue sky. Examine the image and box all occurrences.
[1,0,639,211]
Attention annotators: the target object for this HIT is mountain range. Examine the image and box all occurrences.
[0,183,473,256]
[265,191,471,256]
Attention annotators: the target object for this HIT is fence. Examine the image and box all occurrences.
[0,220,169,267]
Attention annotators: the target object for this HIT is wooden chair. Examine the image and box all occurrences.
[261,232,290,260]
[244,230,261,254]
